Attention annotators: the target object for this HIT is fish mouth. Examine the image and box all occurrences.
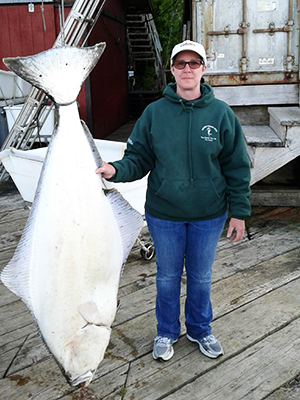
[66,370,95,387]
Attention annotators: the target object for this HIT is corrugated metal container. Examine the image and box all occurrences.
[192,0,299,105]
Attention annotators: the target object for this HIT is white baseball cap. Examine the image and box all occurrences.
[170,40,207,65]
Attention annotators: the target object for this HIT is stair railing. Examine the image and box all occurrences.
[145,14,166,89]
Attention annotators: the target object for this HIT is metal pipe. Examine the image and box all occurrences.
[298,0,300,85]
[242,0,247,58]
[286,0,294,73]
[207,28,245,36]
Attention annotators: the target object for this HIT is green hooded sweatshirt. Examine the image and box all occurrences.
[109,83,251,221]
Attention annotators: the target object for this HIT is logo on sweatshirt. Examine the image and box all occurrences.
[200,125,218,142]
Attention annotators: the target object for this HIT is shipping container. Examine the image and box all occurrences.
[182,0,300,198]
[188,0,299,106]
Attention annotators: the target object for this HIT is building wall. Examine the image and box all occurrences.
[0,4,56,70]
[88,2,129,139]
[0,1,129,138]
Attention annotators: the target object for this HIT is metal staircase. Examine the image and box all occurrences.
[126,13,165,90]
[0,0,108,181]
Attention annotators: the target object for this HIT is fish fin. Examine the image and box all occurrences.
[78,302,100,324]
[3,43,106,105]
[0,211,37,312]
[105,189,144,270]
[81,119,103,168]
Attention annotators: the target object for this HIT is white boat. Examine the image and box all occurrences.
[0,139,147,216]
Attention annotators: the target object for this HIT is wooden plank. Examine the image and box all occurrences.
[0,208,29,223]
[1,188,300,399]
[0,301,33,338]
[5,241,299,385]
[267,378,300,400]
[124,278,300,399]
[268,107,300,127]
[60,364,129,400]
[0,249,15,271]
[250,126,300,185]
[214,84,299,106]
[0,229,24,252]
[1,357,129,400]
[212,247,300,317]
[250,188,300,207]
[0,279,22,306]
[5,332,50,376]
[0,218,27,236]
[165,319,300,399]
[212,223,300,282]
[119,257,157,290]
[0,7,10,71]
[0,193,25,212]
[116,246,300,327]
[116,221,300,325]
[1,357,74,400]
[242,125,282,147]
[7,7,23,58]
[1,219,299,379]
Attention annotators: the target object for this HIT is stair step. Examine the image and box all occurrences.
[127,14,145,22]
[268,106,300,142]
[132,51,155,57]
[131,44,153,49]
[131,48,154,54]
[242,126,283,147]
[128,33,150,39]
[127,21,147,27]
[133,57,156,62]
[268,107,300,127]
[130,46,153,53]
[246,144,255,168]
[127,22,148,31]
[130,39,151,45]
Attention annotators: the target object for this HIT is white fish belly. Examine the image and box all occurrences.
[28,105,122,375]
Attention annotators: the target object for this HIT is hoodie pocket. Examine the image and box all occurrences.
[154,177,227,217]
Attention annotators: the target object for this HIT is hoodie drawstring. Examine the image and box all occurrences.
[179,100,195,188]
[188,104,194,188]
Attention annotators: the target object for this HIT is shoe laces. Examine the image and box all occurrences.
[202,334,217,344]
[155,336,171,347]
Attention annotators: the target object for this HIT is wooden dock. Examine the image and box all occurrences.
[1,178,300,400]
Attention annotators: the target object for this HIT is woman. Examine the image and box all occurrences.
[96,40,251,361]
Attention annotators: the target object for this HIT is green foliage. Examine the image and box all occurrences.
[119,385,127,396]
[152,0,184,68]
[134,64,157,90]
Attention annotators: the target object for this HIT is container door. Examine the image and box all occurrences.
[193,0,299,86]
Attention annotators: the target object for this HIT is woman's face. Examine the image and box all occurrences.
[171,50,206,96]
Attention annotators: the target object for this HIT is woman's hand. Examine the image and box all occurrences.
[95,161,116,180]
[227,218,245,242]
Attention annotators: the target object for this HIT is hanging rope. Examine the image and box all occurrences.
[58,0,66,46]
[40,0,47,32]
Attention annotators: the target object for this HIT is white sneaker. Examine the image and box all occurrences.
[152,336,178,361]
[187,333,223,358]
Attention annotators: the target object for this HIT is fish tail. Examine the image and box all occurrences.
[3,43,106,105]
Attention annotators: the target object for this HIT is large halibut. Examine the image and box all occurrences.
[1,44,143,387]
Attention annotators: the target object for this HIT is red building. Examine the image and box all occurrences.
[0,0,154,139]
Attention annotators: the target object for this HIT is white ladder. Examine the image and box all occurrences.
[0,0,107,180]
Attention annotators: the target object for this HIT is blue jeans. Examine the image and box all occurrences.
[145,211,227,340]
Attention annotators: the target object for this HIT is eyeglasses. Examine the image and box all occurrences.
[173,59,204,69]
